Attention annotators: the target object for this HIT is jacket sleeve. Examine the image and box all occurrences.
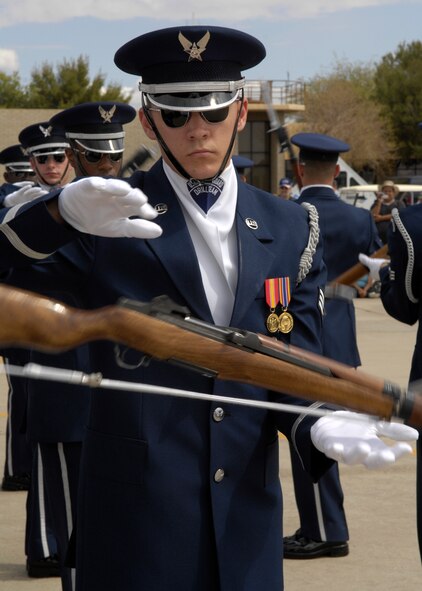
[380,212,420,326]
[272,211,334,481]
[0,190,79,272]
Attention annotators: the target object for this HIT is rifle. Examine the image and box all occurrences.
[121,145,155,177]
[261,81,302,189]
[0,285,420,426]
[331,244,389,286]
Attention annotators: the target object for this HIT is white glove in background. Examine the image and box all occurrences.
[311,410,418,469]
[358,253,390,281]
[3,184,48,207]
[58,177,163,239]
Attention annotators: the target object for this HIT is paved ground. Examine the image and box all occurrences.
[0,297,421,590]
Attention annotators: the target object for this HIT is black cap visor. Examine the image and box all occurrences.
[145,88,242,112]
[73,136,125,153]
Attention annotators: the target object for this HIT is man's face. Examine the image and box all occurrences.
[279,185,291,199]
[382,186,396,201]
[66,147,123,178]
[139,99,248,180]
[30,152,72,187]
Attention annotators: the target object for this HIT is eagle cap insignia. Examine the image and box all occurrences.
[178,31,210,62]
[39,125,52,137]
[99,104,117,124]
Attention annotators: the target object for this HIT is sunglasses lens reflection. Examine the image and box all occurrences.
[36,154,66,164]
[82,151,123,163]
[159,106,230,128]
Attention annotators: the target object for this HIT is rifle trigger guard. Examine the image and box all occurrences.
[114,343,152,370]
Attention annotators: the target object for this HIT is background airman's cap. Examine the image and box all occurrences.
[49,102,137,153]
[232,155,254,173]
[0,144,33,172]
[279,177,292,188]
[18,122,69,156]
[114,25,266,111]
[291,133,350,163]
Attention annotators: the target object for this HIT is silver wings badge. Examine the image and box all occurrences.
[98,104,117,124]
[178,31,210,61]
[39,125,52,137]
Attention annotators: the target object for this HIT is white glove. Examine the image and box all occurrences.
[3,184,48,207]
[58,177,163,239]
[311,410,418,469]
[358,253,389,281]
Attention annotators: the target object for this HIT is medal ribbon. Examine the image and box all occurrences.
[265,278,280,310]
[279,277,291,310]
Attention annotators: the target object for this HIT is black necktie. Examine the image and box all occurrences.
[187,177,224,213]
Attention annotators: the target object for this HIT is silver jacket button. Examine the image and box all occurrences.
[212,407,225,422]
[214,468,225,483]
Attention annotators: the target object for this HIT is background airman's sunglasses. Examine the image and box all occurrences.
[75,149,123,163]
[6,168,36,177]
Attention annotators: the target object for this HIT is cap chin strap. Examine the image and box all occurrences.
[141,91,243,182]
[74,152,90,178]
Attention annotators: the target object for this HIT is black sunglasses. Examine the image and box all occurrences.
[148,106,231,129]
[6,169,36,178]
[76,149,123,164]
[34,153,66,165]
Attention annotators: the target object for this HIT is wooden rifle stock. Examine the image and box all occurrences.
[331,244,389,286]
[0,284,420,426]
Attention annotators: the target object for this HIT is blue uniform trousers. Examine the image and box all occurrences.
[289,445,348,541]
[25,443,58,562]
[39,442,82,591]
[2,357,33,480]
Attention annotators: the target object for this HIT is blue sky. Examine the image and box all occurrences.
[0,1,420,104]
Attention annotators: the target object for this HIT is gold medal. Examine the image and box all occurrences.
[279,311,293,334]
[265,278,281,334]
[266,312,280,334]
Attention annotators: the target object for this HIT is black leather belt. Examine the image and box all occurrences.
[324,283,356,301]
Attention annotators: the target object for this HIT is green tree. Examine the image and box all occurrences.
[374,41,422,161]
[0,71,30,107]
[293,60,395,179]
[27,55,131,107]
[0,55,131,108]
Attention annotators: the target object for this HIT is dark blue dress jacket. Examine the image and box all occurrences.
[380,204,422,561]
[297,187,382,366]
[0,161,333,590]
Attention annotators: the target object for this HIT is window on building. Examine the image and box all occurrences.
[238,120,271,191]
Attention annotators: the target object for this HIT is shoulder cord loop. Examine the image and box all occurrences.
[391,207,418,303]
[296,202,320,285]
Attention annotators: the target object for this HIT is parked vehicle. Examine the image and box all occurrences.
[336,157,369,189]
[339,184,422,209]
